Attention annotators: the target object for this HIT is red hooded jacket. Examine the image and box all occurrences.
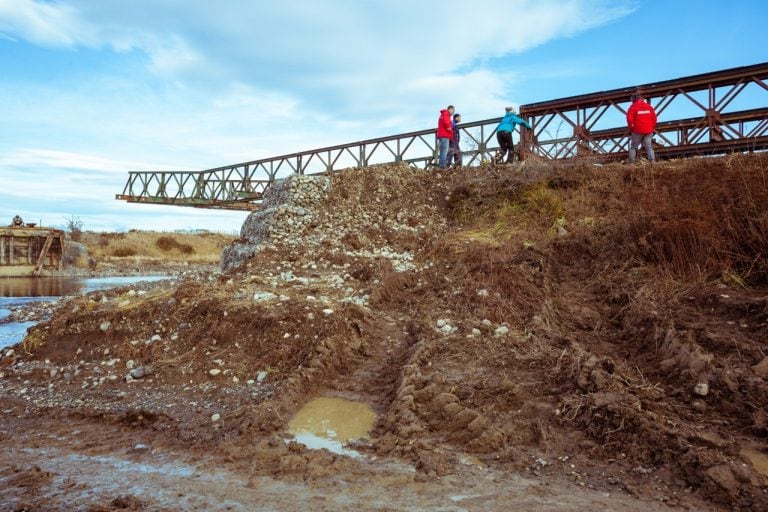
[627,99,657,134]
[437,109,453,139]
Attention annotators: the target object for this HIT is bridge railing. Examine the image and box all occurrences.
[118,62,768,210]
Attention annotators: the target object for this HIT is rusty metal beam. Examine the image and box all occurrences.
[519,63,768,161]
[118,62,768,210]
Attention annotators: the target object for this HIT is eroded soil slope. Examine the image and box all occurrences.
[2,157,768,511]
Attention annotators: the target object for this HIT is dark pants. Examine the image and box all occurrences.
[495,130,514,163]
[449,141,462,167]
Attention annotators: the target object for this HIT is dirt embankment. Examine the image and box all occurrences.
[2,157,768,510]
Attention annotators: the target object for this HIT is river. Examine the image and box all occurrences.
[0,276,171,350]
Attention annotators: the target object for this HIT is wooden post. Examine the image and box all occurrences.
[28,237,34,264]
[9,236,14,265]
[34,234,54,277]
[0,236,5,265]
[56,235,63,270]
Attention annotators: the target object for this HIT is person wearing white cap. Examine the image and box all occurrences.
[494,106,531,164]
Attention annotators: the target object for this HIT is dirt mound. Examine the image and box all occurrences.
[5,156,768,510]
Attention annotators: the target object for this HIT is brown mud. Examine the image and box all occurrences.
[2,156,768,510]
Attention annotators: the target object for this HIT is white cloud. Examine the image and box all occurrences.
[0,0,81,46]
[0,1,636,230]
[0,148,183,174]
[0,1,635,94]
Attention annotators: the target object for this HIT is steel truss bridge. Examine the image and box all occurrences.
[118,62,768,210]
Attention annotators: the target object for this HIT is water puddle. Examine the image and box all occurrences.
[740,447,768,483]
[287,396,376,457]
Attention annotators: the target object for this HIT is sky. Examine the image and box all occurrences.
[0,0,766,232]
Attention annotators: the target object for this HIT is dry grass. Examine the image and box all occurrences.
[80,230,236,263]
[628,153,768,283]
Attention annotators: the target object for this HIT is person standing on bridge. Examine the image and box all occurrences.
[449,113,463,167]
[626,92,657,163]
[494,106,531,164]
[436,105,455,169]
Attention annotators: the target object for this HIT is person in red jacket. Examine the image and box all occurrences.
[436,105,455,169]
[626,92,657,163]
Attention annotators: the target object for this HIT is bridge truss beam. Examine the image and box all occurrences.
[117,62,768,210]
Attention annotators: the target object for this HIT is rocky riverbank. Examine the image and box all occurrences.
[3,157,768,511]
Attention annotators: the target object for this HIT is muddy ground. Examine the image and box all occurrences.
[2,156,767,511]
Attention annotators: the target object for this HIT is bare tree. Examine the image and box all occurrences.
[64,215,84,242]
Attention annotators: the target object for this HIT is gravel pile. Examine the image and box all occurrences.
[222,164,447,273]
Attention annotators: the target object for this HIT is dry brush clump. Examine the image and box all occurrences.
[81,230,235,263]
[627,153,768,283]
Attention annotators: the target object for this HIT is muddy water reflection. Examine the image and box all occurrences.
[0,275,169,298]
[287,397,376,457]
[0,275,171,350]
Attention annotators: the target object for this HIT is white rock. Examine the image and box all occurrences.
[436,319,447,328]
[481,319,492,327]
[127,290,137,297]
[307,312,315,320]
[471,328,482,336]
[322,309,334,315]
[99,321,111,332]
[126,360,135,370]
[209,369,222,377]
[477,289,489,297]
[4,349,14,358]
[439,324,457,335]
[256,371,268,383]
[211,413,221,422]
[150,334,162,343]
[494,326,510,337]
[246,379,255,385]
[232,376,239,383]
[693,382,709,396]
[253,291,278,302]
[129,366,152,379]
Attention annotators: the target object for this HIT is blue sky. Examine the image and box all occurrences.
[0,0,766,232]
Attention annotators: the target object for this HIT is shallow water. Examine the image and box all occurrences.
[0,275,170,350]
[287,396,377,457]
[0,275,169,298]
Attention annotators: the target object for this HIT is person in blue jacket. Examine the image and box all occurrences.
[494,106,531,164]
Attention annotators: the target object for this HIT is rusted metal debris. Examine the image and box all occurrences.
[117,62,768,211]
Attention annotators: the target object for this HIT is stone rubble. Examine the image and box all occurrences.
[221,164,447,276]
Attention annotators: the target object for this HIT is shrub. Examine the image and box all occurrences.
[112,247,137,257]
[155,236,178,252]
[156,236,196,255]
